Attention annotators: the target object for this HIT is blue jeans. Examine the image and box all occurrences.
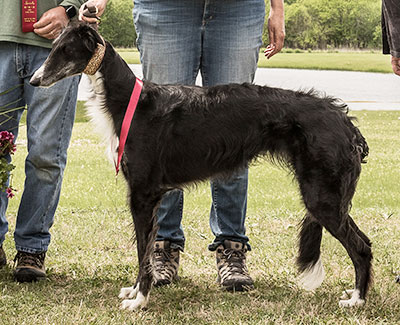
[0,42,79,254]
[133,0,265,250]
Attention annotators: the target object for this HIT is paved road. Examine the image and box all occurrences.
[78,65,400,110]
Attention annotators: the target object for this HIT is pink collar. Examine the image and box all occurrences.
[115,78,143,175]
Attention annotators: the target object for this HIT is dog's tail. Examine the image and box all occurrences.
[296,213,325,291]
[352,122,369,164]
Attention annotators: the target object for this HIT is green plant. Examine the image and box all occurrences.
[0,131,16,197]
[0,86,24,197]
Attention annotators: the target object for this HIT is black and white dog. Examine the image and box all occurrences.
[31,23,372,310]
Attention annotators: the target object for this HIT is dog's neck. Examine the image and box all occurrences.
[88,42,138,136]
[85,41,138,166]
[97,42,137,96]
[83,40,106,75]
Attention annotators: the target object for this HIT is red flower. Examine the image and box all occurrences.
[6,187,14,199]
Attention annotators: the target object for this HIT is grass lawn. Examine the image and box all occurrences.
[1,105,400,323]
[118,49,393,73]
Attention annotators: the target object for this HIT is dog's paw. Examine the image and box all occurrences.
[119,285,139,299]
[340,289,354,300]
[339,289,365,307]
[120,292,149,311]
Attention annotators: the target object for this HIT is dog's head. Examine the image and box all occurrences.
[30,22,105,87]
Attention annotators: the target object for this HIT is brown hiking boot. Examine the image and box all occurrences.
[151,241,180,287]
[216,240,254,292]
[0,245,6,267]
[13,251,46,282]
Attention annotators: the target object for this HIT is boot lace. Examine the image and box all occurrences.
[153,248,174,274]
[220,248,249,276]
[14,252,45,268]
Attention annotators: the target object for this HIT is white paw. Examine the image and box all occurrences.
[340,289,354,300]
[339,289,365,307]
[118,285,139,299]
[120,292,149,311]
[298,258,325,291]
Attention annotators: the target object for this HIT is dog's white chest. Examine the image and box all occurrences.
[86,72,118,164]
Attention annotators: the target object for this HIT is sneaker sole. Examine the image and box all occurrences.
[14,268,46,283]
[218,277,254,292]
[222,283,254,292]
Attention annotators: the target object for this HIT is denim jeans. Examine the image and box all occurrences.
[0,42,79,254]
[133,0,265,250]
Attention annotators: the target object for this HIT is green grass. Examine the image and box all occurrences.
[118,49,393,73]
[1,107,400,323]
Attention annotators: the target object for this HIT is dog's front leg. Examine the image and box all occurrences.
[119,235,155,311]
[119,191,160,311]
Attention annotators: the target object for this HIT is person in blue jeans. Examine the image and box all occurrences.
[0,1,84,282]
[82,0,285,291]
[382,0,400,76]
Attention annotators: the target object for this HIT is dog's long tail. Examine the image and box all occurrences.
[296,214,325,291]
[352,122,369,163]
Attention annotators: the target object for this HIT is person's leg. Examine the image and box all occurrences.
[202,0,265,249]
[13,44,79,254]
[134,0,203,86]
[208,170,249,248]
[133,0,205,285]
[134,0,204,248]
[0,42,26,250]
[201,0,265,290]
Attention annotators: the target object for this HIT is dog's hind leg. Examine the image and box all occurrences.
[297,167,372,307]
[120,190,161,311]
[297,213,325,291]
[336,214,372,307]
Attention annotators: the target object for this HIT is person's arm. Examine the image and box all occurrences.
[33,1,85,40]
[382,0,400,76]
[79,0,109,23]
[264,0,285,59]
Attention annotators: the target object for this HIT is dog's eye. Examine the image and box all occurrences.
[62,46,74,58]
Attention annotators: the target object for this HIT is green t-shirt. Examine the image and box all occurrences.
[0,0,85,48]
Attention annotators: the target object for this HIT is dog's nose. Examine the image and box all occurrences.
[30,65,45,87]
[29,77,40,87]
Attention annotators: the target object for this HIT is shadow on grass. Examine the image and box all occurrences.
[2,263,400,323]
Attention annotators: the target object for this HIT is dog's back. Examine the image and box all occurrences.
[133,82,368,188]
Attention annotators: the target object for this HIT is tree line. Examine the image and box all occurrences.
[99,0,382,50]
[275,0,382,49]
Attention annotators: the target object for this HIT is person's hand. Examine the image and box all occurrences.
[33,7,68,39]
[391,56,400,76]
[264,3,285,59]
[79,0,108,23]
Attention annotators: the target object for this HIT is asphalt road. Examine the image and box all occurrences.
[78,65,400,111]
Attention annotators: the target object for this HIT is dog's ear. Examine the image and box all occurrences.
[79,23,104,53]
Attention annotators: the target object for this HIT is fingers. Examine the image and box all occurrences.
[34,22,62,39]
[79,0,107,23]
[264,28,284,59]
[264,12,285,59]
[79,2,98,23]
[33,7,68,39]
[264,44,276,59]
